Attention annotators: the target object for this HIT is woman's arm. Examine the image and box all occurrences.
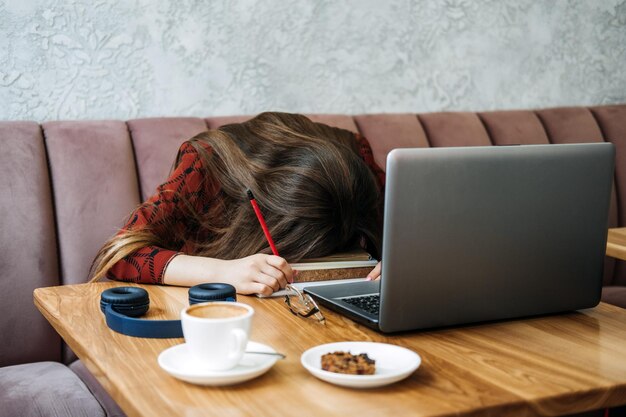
[163,253,294,296]
[106,141,208,284]
[108,141,294,294]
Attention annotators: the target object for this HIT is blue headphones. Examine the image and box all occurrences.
[100,283,237,338]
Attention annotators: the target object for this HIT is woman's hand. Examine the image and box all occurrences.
[163,253,293,295]
[220,254,294,296]
[366,261,382,281]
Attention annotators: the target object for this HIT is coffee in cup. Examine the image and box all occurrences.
[181,301,254,371]
[187,304,248,319]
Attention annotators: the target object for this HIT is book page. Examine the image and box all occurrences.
[290,259,378,271]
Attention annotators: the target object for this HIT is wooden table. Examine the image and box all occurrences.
[607,227,626,261]
[34,282,626,417]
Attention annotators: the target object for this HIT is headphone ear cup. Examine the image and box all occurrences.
[188,283,237,304]
[100,287,150,317]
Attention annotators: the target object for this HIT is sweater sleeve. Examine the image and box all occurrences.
[354,133,386,191]
[107,141,213,284]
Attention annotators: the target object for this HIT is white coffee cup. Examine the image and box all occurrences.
[180,301,254,371]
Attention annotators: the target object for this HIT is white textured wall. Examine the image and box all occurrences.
[1,0,625,121]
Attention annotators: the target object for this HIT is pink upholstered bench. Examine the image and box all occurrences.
[1,105,624,417]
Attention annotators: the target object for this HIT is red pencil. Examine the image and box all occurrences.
[246,189,279,256]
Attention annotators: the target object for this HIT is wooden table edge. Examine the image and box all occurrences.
[32,285,626,417]
[607,228,626,261]
[606,242,626,261]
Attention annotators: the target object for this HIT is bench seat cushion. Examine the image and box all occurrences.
[70,360,126,417]
[0,362,105,417]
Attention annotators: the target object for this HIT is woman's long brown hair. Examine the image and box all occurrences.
[90,112,382,282]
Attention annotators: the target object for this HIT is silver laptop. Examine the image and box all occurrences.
[305,143,615,333]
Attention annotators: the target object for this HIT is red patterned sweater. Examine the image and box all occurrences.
[107,134,386,284]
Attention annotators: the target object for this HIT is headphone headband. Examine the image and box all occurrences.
[100,284,237,338]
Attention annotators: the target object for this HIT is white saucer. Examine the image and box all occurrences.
[301,341,421,388]
[158,341,279,386]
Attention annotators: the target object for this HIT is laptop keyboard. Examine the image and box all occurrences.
[342,294,380,315]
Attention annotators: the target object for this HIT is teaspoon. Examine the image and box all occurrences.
[246,351,286,359]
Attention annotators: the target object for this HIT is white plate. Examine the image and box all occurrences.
[158,341,279,386]
[301,341,421,388]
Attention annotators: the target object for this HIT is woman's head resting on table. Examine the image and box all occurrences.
[90,112,382,282]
